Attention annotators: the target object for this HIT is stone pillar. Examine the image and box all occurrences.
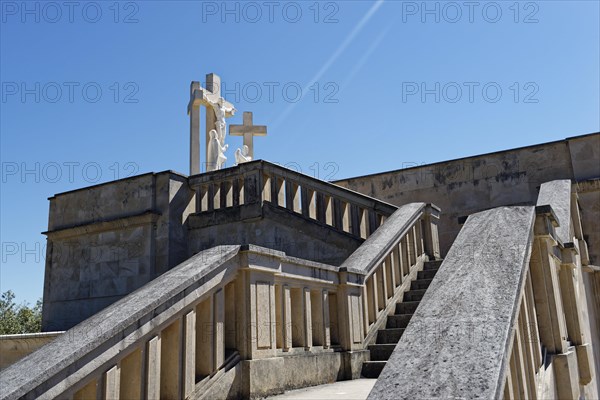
[283,285,292,351]
[146,335,161,399]
[103,365,120,400]
[392,246,402,287]
[322,290,331,349]
[386,254,396,297]
[554,348,581,400]
[285,181,300,212]
[183,310,196,398]
[376,268,386,311]
[303,288,313,349]
[160,319,182,399]
[214,289,225,370]
[400,238,410,277]
[119,347,143,400]
[270,175,285,207]
[195,298,213,377]
[310,289,324,346]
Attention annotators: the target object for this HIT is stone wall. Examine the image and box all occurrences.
[335,132,600,264]
[42,171,194,331]
[0,332,63,371]
[187,202,364,266]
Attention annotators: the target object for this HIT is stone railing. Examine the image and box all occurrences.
[0,202,440,400]
[501,180,595,399]
[338,202,440,347]
[368,180,598,400]
[189,160,398,240]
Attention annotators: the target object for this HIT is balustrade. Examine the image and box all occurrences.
[189,161,397,241]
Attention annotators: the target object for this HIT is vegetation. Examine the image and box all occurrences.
[0,291,42,334]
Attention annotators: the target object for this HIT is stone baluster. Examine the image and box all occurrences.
[232,177,241,206]
[103,365,120,400]
[285,180,300,212]
[182,310,196,398]
[119,347,143,399]
[146,335,161,399]
[301,187,315,219]
[392,246,402,287]
[160,319,182,399]
[349,204,361,237]
[270,174,285,207]
[214,289,225,370]
[322,290,331,349]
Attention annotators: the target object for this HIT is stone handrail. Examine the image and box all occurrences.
[189,160,398,240]
[501,183,595,399]
[338,203,441,346]
[368,205,536,399]
[368,180,597,400]
[0,245,241,400]
[499,180,595,399]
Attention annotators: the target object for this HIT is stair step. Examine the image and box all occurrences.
[423,260,443,270]
[403,289,426,302]
[411,279,434,290]
[368,344,396,361]
[417,269,438,280]
[395,301,420,315]
[376,328,405,344]
[361,361,386,378]
[386,314,413,329]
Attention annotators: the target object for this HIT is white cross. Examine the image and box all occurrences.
[229,112,267,160]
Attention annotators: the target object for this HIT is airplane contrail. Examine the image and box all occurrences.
[272,0,385,129]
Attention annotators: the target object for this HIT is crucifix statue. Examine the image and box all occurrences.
[229,111,267,161]
[187,73,236,174]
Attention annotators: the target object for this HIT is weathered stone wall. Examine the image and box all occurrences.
[335,133,600,264]
[187,202,364,266]
[42,171,194,331]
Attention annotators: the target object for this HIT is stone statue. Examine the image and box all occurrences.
[207,129,228,171]
[209,98,234,139]
[235,145,252,166]
[217,130,228,169]
[206,129,219,172]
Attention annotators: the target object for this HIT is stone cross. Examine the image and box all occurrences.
[187,73,236,175]
[229,112,267,160]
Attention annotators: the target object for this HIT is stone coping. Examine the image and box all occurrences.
[339,203,427,275]
[368,206,535,400]
[42,210,161,239]
[334,132,599,181]
[0,332,64,340]
[537,179,572,245]
[47,170,188,200]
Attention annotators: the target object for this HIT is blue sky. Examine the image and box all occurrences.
[1,0,599,304]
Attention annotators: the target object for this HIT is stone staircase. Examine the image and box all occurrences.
[361,259,442,378]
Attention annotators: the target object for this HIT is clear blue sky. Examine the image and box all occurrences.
[1,0,599,304]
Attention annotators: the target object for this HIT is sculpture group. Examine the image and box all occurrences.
[188,73,267,174]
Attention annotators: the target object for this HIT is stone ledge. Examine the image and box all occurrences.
[42,210,161,240]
